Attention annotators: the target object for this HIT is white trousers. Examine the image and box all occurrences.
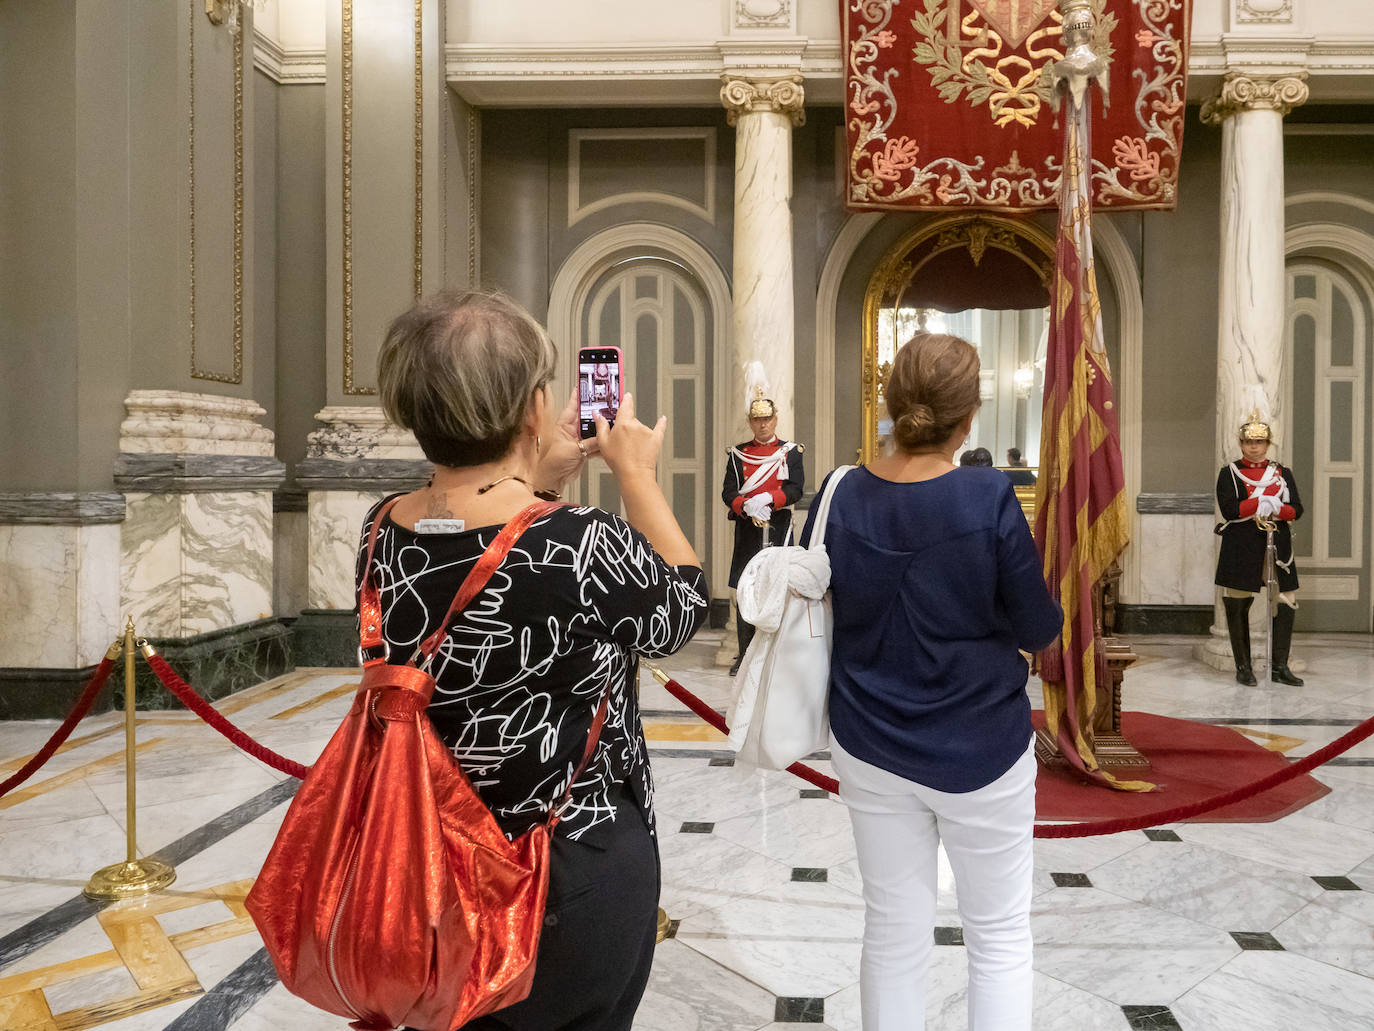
[831,735,1037,1031]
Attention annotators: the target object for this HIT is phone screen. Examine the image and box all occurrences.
[578,348,622,438]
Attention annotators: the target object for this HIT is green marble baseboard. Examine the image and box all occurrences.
[0,618,293,720]
[0,664,117,721]
[1114,604,1214,636]
[125,618,294,711]
[289,609,358,668]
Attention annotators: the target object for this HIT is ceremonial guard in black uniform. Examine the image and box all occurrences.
[721,371,805,675]
[1215,414,1305,686]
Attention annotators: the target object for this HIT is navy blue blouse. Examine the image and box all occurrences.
[801,465,1061,793]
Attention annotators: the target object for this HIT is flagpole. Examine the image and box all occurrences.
[1032,0,1151,787]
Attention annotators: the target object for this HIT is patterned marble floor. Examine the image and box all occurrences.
[0,631,1371,1031]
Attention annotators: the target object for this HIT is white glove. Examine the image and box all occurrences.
[743,494,773,523]
[1256,494,1281,519]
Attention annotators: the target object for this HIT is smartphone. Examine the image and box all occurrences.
[577,346,623,439]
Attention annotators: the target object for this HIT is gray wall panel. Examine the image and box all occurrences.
[0,3,79,489]
[1139,108,1222,493]
[254,71,279,437]
[74,1,139,488]
[127,0,185,393]
[481,110,552,319]
[275,85,328,482]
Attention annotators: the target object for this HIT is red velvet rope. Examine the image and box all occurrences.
[0,658,116,798]
[1034,712,1374,838]
[654,673,1374,839]
[144,653,310,780]
[120,654,1374,837]
[655,673,841,795]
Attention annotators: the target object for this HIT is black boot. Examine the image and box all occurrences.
[736,605,755,665]
[1271,604,1305,686]
[1223,595,1256,686]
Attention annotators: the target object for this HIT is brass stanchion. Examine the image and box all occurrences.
[84,618,176,900]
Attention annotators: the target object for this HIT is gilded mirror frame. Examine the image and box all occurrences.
[859,214,1057,463]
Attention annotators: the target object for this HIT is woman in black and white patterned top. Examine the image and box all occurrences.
[361,290,707,1031]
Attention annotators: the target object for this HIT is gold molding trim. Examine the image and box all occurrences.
[859,214,1055,462]
[468,106,480,287]
[413,0,424,300]
[189,0,245,385]
[341,0,371,395]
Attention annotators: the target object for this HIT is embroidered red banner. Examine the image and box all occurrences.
[843,0,1190,211]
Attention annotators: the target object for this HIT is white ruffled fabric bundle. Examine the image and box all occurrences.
[726,545,831,753]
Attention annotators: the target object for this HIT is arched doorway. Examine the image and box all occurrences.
[858,215,1056,465]
[1282,250,1374,631]
[547,224,733,595]
[579,257,711,559]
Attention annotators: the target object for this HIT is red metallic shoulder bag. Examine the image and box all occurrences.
[246,498,608,1031]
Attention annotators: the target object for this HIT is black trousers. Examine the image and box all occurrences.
[457,790,661,1031]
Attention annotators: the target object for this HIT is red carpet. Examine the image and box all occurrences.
[1033,711,1332,824]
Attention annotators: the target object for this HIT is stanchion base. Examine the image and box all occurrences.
[84,858,177,901]
[655,906,672,944]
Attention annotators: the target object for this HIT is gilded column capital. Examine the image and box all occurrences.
[1200,72,1309,126]
[720,74,805,127]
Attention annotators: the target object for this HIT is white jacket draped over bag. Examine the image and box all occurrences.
[727,467,853,770]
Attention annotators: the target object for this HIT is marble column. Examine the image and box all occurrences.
[1196,72,1308,674]
[721,73,804,434]
[717,73,805,668]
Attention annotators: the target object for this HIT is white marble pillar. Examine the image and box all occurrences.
[1197,72,1308,673]
[721,73,804,436]
[717,73,804,668]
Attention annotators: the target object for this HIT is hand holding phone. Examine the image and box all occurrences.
[593,392,665,485]
[578,347,623,439]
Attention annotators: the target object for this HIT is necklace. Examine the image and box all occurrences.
[475,474,533,495]
[471,475,561,502]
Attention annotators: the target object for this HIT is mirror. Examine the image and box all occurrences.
[860,215,1056,471]
[873,306,1048,470]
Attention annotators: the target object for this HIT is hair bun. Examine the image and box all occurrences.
[901,404,934,432]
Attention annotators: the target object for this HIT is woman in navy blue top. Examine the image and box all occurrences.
[802,333,1060,1031]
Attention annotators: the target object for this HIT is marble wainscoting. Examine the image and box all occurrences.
[1118,495,1217,635]
[109,390,289,708]
[121,489,275,639]
[1135,502,1217,607]
[303,489,386,611]
[295,406,430,665]
[0,494,125,718]
[271,494,309,620]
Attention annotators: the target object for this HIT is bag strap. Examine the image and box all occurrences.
[357,496,561,668]
[358,494,609,830]
[358,494,405,665]
[546,688,612,829]
[807,465,855,551]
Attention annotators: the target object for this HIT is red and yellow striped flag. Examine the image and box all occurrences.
[1033,93,1151,791]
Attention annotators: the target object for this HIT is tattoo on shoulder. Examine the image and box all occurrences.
[425,492,453,520]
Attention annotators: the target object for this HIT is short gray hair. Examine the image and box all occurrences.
[378,290,557,467]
